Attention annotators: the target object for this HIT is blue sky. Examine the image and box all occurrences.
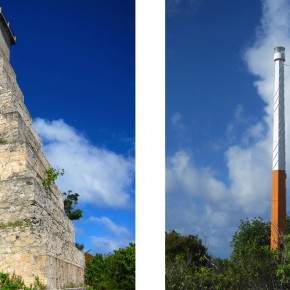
[1,1,135,254]
[166,0,290,258]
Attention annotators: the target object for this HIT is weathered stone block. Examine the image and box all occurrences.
[0,9,85,289]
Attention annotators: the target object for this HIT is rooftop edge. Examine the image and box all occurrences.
[0,7,16,45]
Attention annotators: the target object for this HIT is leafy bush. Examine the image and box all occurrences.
[63,190,83,220]
[166,230,209,266]
[42,168,83,220]
[85,243,135,290]
[0,273,45,290]
[42,168,64,190]
[75,242,84,251]
[165,218,290,289]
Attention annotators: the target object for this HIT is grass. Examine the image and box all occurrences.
[0,221,31,228]
[0,272,46,290]
[0,138,6,144]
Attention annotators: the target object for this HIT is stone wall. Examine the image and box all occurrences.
[0,24,10,60]
[0,33,85,289]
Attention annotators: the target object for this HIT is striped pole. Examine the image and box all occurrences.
[271,46,287,249]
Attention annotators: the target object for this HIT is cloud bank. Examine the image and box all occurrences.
[89,216,131,238]
[166,0,290,257]
[89,216,133,253]
[33,118,134,209]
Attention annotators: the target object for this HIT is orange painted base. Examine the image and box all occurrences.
[271,170,286,249]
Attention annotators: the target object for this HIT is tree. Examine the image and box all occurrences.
[166,255,196,290]
[231,216,270,257]
[166,230,209,267]
[105,243,135,290]
[85,254,108,290]
[228,217,277,289]
[63,190,83,220]
[85,243,135,290]
[42,168,83,220]
[274,233,290,288]
[165,218,290,289]
[165,231,219,290]
[75,242,84,251]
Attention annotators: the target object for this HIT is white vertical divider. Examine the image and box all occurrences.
[136,0,165,289]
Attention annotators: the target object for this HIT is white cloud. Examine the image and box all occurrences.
[171,112,187,137]
[89,216,131,238]
[166,149,270,257]
[33,118,134,208]
[74,226,85,236]
[90,236,120,254]
[171,112,182,127]
[167,150,229,202]
[88,216,133,254]
[166,0,290,258]
[166,150,237,257]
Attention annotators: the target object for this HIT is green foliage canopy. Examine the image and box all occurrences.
[165,217,290,290]
[85,243,135,290]
[230,216,270,260]
[75,242,84,251]
[166,230,209,267]
[63,190,83,220]
[42,168,64,190]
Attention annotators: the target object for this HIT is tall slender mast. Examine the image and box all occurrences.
[271,46,287,249]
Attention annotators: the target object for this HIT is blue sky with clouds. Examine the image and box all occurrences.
[1,1,135,254]
[166,0,290,258]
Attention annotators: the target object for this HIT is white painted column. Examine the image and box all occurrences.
[273,46,286,171]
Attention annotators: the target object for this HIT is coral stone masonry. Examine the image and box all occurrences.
[0,8,85,289]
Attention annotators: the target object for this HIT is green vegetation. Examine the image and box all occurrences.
[32,276,46,290]
[63,190,83,220]
[42,167,83,220]
[75,242,85,251]
[0,236,134,290]
[66,282,79,288]
[0,138,6,144]
[0,272,45,290]
[42,167,64,190]
[0,221,31,228]
[166,217,290,289]
[85,243,135,290]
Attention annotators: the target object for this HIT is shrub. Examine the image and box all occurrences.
[85,243,135,290]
